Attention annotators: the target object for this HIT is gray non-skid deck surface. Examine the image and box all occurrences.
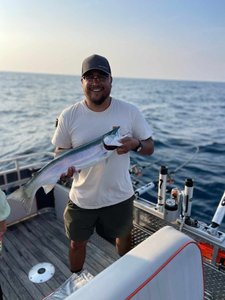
[0,213,120,300]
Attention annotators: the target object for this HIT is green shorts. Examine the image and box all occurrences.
[63,195,135,242]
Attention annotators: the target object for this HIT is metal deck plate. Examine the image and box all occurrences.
[28,262,55,283]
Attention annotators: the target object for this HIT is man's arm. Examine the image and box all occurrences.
[54,147,71,158]
[54,147,75,179]
[117,136,154,156]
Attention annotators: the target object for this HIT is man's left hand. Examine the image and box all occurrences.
[117,137,139,155]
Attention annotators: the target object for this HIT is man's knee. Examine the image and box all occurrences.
[70,239,89,250]
[116,233,131,256]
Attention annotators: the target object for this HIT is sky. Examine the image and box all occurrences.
[0,0,225,82]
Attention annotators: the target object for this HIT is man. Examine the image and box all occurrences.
[52,54,154,274]
[0,189,11,300]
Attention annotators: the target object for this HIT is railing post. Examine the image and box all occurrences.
[15,159,22,186]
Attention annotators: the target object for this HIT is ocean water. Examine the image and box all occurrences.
[1,72,225,230]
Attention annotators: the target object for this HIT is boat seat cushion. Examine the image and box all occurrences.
[65,226,204,300]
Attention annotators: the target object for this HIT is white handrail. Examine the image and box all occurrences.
[0,162,48,176]
[0,152,54,189]
[0,152,54,164]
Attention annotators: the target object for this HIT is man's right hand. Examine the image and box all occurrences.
[54,147,76,180]
[60,166,76,180]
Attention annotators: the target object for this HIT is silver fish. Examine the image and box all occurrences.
[7,127,122,213]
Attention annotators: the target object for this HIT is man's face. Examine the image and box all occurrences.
[81,70,112,106]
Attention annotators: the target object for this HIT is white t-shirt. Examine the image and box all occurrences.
[52,98,152,209]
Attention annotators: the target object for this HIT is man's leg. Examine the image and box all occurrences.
[100,195,134,256]
[116,233,131,256]
[64,200,98,272]
[69,239,89,272]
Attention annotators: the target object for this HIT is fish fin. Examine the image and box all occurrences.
[7,186,33,214]
[42,183,55,194]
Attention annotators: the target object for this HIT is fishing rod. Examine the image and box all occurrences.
[131,144,199,186]
[169,144,199,175]
[130,155,171,177]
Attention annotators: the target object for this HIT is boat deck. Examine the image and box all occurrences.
[1,210,225,300]
[0,212,120,300]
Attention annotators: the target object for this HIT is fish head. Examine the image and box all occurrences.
[103,126,129,150]
[103,127,120,150]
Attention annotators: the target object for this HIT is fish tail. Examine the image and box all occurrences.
[7,186,34,214]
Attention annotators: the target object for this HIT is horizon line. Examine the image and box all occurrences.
[0,70,224,84]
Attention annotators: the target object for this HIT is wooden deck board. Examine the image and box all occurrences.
[4,229,60,292]
[3,234,53,297]
[0,271,20,300]
[2,250,44,300]
[0,212,119,300]
[0,256,35,300]
[16,221,72,278]
[8,224,66,288]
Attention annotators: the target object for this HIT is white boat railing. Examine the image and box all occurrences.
[0,152,54,190]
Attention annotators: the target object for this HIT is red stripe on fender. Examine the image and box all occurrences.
[126,241,205,300]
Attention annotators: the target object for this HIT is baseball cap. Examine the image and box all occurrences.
[82,54,111,76]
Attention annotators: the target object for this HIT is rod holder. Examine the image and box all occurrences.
[157,166,168,212]
[183,178,194,218]
[207,191,225,236]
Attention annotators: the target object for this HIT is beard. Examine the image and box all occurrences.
[88,94,109,105]
[86,85,111,106]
